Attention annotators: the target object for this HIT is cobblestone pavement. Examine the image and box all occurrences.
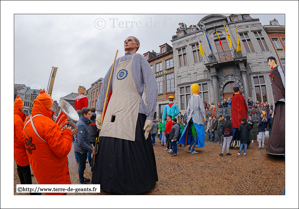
[14,137,285,195]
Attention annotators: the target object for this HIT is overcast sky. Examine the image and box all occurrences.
[14,14,284,102]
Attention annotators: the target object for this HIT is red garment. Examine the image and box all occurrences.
[164,121,173,134]
[23,101,73,195]
[75,95,88,111]
[231,93,248,129]
[14,110,29,167]
[168,103,173,108]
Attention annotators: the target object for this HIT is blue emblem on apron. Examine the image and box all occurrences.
[117,69,128,80]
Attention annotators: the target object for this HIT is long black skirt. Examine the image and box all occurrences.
[92,113,158,194]
[266,102,285,155]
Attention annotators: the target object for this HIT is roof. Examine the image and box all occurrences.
[26,89,40,94]
[60,92,79,100]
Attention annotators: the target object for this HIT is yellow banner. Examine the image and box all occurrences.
[223,24,232,48]
[235,27,241,53]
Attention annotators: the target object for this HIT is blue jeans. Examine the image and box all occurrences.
[214,130,218,142]
[238,143,247,154]
[171,141,177,154]
[76,152,87,184]
[73,138,79,162]
[269,129,272,137]
[87,151,92,168]
[188,136,197,152]
[152,134,156,144]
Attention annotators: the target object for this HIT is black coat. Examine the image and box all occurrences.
[238,121,251,144]
[88,112,99,143]
[222,120,233,136]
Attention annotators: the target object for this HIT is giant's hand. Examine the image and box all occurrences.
[96,114,102,130]
[143,120,153,140]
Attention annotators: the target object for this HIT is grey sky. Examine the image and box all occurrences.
[14,14,284,102]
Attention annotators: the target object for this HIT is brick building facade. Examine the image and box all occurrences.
[87,78,103,109]
[264,19,285,71]
[143,43,174,119]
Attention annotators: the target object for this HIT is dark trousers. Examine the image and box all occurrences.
[76,152,87,184]
[166,133,172,149]
[151,134,156,144]
[17,164,32,184]
[17,164,41,195]
[171,141,177,154]
[87,142,95,168]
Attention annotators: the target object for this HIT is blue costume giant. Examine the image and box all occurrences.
[162,96,180,121]
[178,84,205,151]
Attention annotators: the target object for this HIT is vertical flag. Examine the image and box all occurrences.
[193,32,205,56]
[235,27,241,52]
[216,31,225,52]
[204,28,213,54]
[223,24,232,48]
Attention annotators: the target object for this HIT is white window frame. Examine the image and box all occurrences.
[271,38,283,49]
[155,62,162,72]
[165,58,173,69]
[156,76,163,94]
[166,73,174,93]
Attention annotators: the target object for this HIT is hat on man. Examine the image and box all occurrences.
[233,82,240,93]
[34,89,53,108]
[168,96,174,99]
[172,118,177,123]
[14,95,23,111]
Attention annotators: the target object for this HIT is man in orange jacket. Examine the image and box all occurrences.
[23,90,74,195]
[14,95,33,186]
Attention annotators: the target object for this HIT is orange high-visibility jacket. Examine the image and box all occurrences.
[14,109,29,167]
[23,102,73,193]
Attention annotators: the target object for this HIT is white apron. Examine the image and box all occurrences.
[100,54,140,141]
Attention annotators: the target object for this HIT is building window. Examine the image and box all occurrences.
[254,31,269,51]
[231,16,239,22]
[178,31,184,37]
[161,47,166,53]
[165,58,173,69]
[281,58,285,71]
[155,62,162,72]
[156,76,163,94]
[253,75,268,103]
[243,15,251,20]
[239,33,255,53]
[144,54,148,60]
[281,37,285,46]
[179,83,208,110]
[166,73,174,92]
[150,65,153,70]
[272,38,283,49]
[214,39,232,61]
[191,44,203,63]
[178,47,187,67]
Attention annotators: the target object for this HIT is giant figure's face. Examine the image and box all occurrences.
[124,37,139,52]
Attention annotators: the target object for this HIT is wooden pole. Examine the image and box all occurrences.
[93,50,118,167]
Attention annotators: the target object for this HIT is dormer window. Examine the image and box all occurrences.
[231,16,239,22]
[243,15,251,20]
[161,47,166,53]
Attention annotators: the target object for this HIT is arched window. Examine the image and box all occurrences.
[223,82,241,101]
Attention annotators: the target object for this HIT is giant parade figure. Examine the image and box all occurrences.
[178,84,205,152]
[92,36,158,194]
[231,82,248,148]
[162,96,180,121]
[266,56,285,155]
